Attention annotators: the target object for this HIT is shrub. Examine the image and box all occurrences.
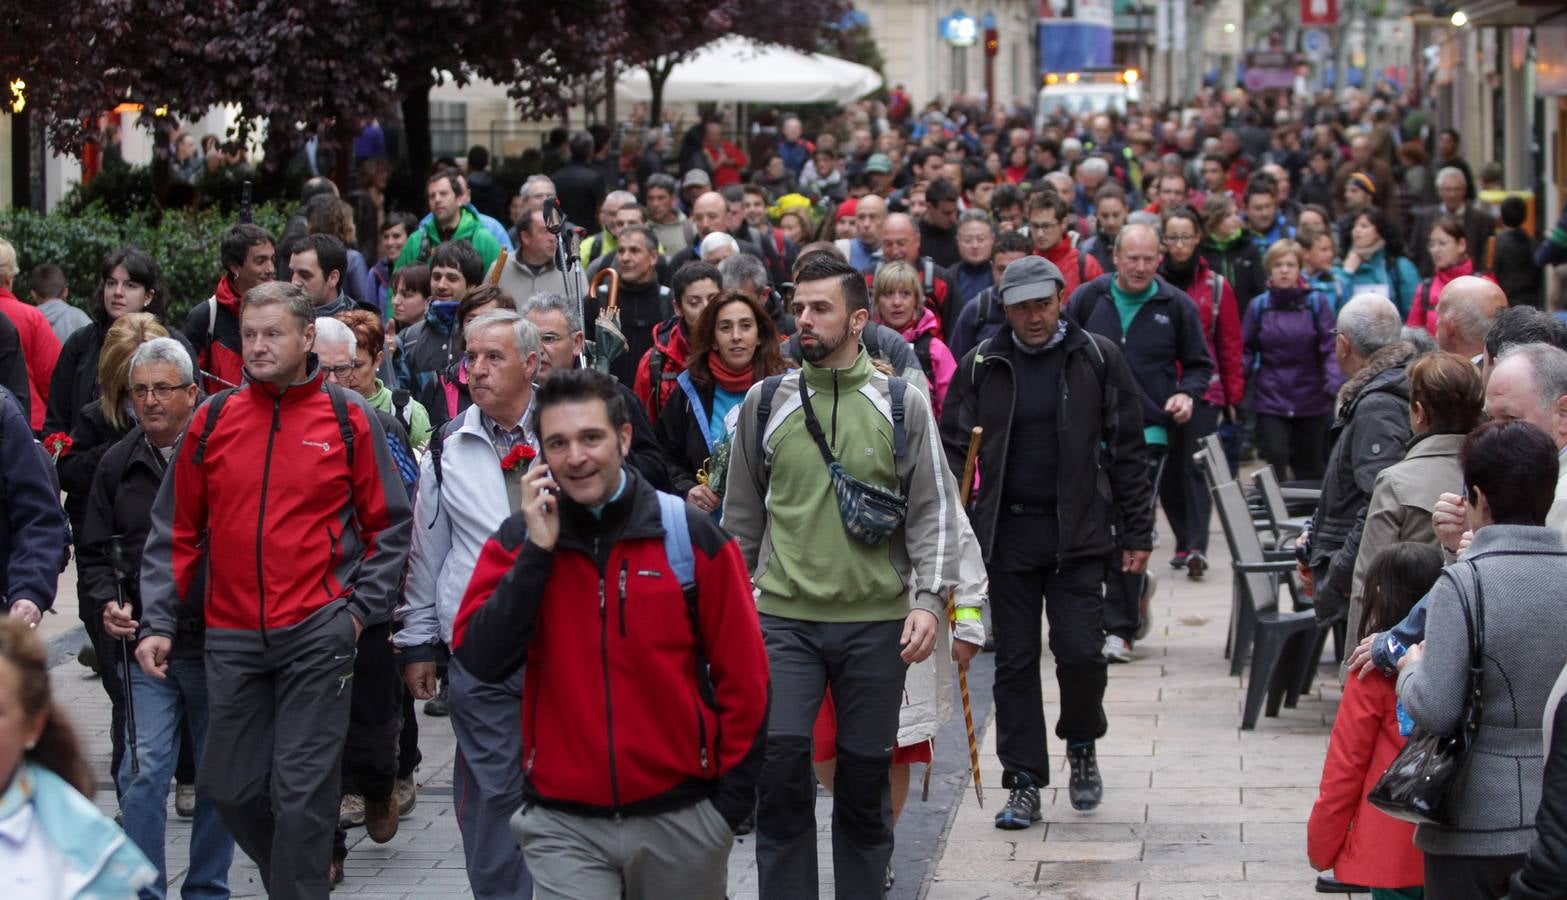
[1,201,288,324]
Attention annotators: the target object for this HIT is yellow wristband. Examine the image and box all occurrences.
[954,608,982,622]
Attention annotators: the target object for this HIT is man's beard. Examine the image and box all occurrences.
[800,323,852,363]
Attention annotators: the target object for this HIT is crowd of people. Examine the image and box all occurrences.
[4,81,1567,900]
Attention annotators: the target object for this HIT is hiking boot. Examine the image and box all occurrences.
[1168,550,1189,570]
[395,775,417,817]
[175,782,196,818]
[993,773,1043,830]
[365,795,399,843]
[329,858,344,888]
[338,794,365,828]
[423,682,449,717]
[1102,635,1133,664]
[1186,549,1209,580]
[78,642,100,676]
[1067,742,1104,811]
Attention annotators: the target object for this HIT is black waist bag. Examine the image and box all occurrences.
[797,369,907,546]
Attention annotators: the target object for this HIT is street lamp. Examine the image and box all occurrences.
[1450,10,1468,28]
[942,9,978,95]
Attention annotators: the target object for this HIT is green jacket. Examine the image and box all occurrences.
[366,378,432,450]
[393,208,502,276]
[722,351,958,623]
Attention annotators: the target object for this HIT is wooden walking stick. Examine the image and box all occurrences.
[955,426,985,807]
[485,247,508,286]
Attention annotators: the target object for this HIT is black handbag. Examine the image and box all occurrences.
[1367,561,1486,827]
[796,370,907,546]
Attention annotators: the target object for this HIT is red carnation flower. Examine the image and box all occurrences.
[43,432,73,462]
[500,444,537,472]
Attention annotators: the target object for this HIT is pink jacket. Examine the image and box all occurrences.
[898,307,957,421]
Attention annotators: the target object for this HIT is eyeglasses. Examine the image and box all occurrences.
[537,332,566,346]
[1029,220,1061,232]
[130,383,192,401]
[1164,234,1198,245]
[321,364,357,380]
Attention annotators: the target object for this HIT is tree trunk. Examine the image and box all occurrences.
[605,60,617,131]
[9,109,30,210]
[400,68,435,211]
[647,57,680,132]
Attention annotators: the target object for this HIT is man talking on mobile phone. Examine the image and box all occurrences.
[452,368,769,900]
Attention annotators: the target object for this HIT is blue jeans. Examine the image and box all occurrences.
[119,658,235,899]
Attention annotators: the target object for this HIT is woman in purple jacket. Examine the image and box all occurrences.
[1242,239,1343,481]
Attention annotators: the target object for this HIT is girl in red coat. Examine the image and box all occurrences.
[1308,542,1442,898]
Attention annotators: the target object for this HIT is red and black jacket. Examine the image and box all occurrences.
[633,317,690,423]
[452,472,769,827]
[180,275,245,393]
[140,360,413,648]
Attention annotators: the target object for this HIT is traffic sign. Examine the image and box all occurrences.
[1301,28,1327,56]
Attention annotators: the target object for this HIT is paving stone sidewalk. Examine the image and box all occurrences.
[924,512,1350,899]
[51,503,1345,898]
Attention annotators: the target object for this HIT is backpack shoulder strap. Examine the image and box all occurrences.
[1417,279,1431,317]
[676,370,714,451]
[206,296,218,344]
[922,258,935,297]
[656,491,696,590]
[754,373,787,463]
[1210,274,1224,347]
[191,389,235,466]
[392,388,412,434]
[648,347,666,419]
[888,376,908,459]
[912,333,935,387]
[1078,248,1087,284]
[327,385,356,474]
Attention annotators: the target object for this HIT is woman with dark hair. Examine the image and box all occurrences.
[1396,419,1567,899]
[1347,351,1483,642]
[372,211,421,318]
[45,247,167,436]
[1335,207,1420,316]
[1309,542,1442,897]
[0,619,156,896]
[1158,206,1245,577]
[1406,216,1495,336]
[654,290,787,515]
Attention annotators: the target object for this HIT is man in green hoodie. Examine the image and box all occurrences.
[394,171,503,277]
[724,253,959,899]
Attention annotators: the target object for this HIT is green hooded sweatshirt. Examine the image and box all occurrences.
[722,350,957,623]
[393,207,503,276]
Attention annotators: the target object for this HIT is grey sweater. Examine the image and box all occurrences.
[1397,525,1567,857]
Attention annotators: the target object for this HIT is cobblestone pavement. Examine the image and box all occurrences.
[49,504,1346,898]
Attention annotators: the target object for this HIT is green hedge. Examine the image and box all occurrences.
[0,201,288,325]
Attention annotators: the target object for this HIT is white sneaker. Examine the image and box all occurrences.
[1103,635,1133,664]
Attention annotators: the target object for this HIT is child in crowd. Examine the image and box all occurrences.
[1308,542,1442,899]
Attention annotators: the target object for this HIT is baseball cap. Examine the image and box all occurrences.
[998,256,1065,306]
[864,153,893,175]
[681,169,712,190]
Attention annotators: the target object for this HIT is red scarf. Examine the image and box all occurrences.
[709,351,755,393]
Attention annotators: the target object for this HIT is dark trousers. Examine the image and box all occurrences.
[1422,852,1525,900]
[755,615,907,900]
[201,608,357,900]
[1256,413,1329,482]
[1159,401,1221,556]
[398,687,420,778]
[334,622,403,861]
[989,556,1109,785]
[1104,447,1166,642]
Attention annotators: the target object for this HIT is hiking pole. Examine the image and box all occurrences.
[955,426,984,807]
[106,535,139,776]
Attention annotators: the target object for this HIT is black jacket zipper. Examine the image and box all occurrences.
[255,395,283,646]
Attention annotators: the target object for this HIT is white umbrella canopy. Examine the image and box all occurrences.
[616,36,883,105]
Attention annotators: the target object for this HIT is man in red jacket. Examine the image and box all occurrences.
[453,368,768,900]
[140,281,412,899]
[0,238,61,431]
[1029,190,1103,300]
[182,223,275,393]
